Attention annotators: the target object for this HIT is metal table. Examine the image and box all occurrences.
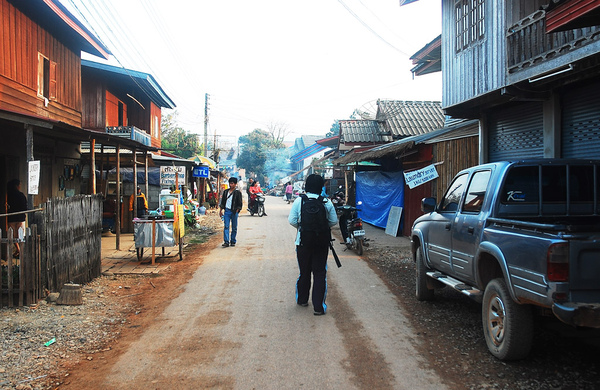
[133,218,183,263]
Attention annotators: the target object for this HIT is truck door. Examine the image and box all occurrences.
[425,173,469,274]
[451,170,491,283]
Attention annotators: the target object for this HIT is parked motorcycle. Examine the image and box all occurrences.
[336,202,368,255]
[249,194,266,217]
[331,186,345,208]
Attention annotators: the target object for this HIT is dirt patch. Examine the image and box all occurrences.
[361,241,600,390]
[0,214,222,390]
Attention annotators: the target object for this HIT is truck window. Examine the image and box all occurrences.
[440,173,468,212]
[502,166,539,204]
[463,170,491,213]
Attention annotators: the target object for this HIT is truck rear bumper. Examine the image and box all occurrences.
[552,302,600,328]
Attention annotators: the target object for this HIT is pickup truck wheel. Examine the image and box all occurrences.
[415,247,434,301]
[482,278,533,361]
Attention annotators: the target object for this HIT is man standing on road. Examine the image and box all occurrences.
[219,177,242,247]
[288,174,337,315]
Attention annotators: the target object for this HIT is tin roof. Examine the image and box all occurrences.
[82,60,176,109]
[339,120,388,144]
[334,119,478,164]
[377,100,445,138]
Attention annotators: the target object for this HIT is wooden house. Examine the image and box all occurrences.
[0,0,110,210]
[435,0,600,161]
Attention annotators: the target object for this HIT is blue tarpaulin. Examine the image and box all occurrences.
[107,167,161,186]
[355,171,404,228]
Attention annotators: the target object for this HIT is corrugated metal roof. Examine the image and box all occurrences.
[340,120,389,144]
[290,143,327,163]
[377,100,445,137]
[334,119,479,164]
[82,60,176,109]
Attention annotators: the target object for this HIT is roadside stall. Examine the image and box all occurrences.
[133,189,186,263]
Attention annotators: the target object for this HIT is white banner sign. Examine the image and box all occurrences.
[28,160,40,195]
[403,164,439,189]
[160,166,186,186]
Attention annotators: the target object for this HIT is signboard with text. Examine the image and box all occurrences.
[28,160,40,195]
[192,166,210,178]
[160,166,186,186]
[403,164,439,189]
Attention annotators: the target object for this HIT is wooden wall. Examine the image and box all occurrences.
[150,102,161,149]
[442,0,506,109]
[432,136,480,200]
[81,73,105,130]
[0,0,82,127]
[506,0,547,25]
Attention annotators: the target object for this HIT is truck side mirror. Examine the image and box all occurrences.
[421,197,436,213]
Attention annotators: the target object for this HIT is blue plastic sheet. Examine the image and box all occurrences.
[355,171,404,228]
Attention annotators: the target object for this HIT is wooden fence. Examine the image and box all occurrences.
[1,226,42,307]
[2,195,103,307]
[33,195,103,293]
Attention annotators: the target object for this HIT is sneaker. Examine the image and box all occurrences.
[230,243,236,247]
[297,302,308,307]
[313,311,326,316]
[222,242,229,247]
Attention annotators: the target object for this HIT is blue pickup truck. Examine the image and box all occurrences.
[411,159,600,360]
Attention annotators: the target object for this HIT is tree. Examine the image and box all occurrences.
[266,121,291,148]
[161,111,201,158]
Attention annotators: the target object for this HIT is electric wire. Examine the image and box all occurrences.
[335,0,411,57]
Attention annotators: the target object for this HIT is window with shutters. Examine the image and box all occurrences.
[455,0,485,52]
[37,53,57,101]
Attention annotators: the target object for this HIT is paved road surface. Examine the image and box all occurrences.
[102,197,446,389]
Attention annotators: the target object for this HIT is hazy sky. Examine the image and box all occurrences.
[64,0,442,148]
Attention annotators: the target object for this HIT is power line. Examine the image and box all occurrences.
[336,0,411,57]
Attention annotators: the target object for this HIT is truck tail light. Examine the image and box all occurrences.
[547,243,569,282]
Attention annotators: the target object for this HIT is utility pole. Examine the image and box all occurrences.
[203,93,210,157]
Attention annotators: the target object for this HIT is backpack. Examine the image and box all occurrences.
[300,194,331,248]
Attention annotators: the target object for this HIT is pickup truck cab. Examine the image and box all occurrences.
[411,159,600,360]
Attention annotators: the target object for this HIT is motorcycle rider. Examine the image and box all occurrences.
[248,180,267,216]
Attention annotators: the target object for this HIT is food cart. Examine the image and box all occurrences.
[133,195,185,263]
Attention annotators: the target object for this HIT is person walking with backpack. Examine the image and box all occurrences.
[288,174,337,315]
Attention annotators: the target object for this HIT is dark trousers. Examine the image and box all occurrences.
[296,244,328,313]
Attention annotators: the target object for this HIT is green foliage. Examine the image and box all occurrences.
[236,129,276,178]
[326,120,340,137]
[161,111,201,158]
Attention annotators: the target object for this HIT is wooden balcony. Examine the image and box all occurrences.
[507,10,600,76]
[105,126,152,147]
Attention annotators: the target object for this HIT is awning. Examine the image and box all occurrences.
[188,155,217,169]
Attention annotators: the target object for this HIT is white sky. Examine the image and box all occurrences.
[63,0,442,148]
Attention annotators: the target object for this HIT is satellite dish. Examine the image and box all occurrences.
[356,99,404,121]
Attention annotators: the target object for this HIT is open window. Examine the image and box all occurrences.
[37,53,56,102]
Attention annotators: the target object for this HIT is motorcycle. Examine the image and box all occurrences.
[331,186,345,208]
[249,194,266,217]
[336,202,368,256]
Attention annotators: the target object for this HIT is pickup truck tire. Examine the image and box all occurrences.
[482,278,533,361]
[415,247,435,301]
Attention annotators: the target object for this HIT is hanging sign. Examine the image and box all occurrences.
[28,160,41,195]
[192,166,210,178]
[160,166,186,186]
[403,164,439,189]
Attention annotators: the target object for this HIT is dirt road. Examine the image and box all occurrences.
[73,198,446,389]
